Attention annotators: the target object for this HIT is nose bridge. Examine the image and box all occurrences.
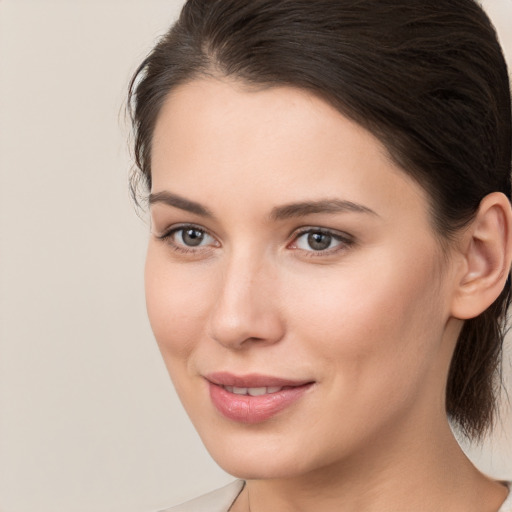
[208,244,284,349]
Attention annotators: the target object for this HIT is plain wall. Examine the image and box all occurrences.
[0,1,511,511]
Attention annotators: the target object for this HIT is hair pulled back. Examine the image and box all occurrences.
[129,0,512,439]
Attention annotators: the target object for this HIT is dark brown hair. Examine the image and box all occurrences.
[128,0,512,439]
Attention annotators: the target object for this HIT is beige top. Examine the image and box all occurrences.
[161,480,512,512]
[160,480,244,512]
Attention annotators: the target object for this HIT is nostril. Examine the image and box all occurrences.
[207,262,285,348]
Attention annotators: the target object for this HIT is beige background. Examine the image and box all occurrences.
[0,1,511,511]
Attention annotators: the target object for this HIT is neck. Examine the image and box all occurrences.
[232,418,507,512]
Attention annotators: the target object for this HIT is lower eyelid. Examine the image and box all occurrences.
[155,225,352,255]
[291,229,353,245]
[158,226,220,251]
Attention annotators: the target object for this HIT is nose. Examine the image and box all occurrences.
[207,251,285,350]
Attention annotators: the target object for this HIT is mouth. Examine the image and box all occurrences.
[205,372,315,424]
[220,385,288,396]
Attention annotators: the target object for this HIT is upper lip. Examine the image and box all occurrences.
[205,372,314,388]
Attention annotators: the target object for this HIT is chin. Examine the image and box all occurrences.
[214,453,308,481]
[197,426,329,481]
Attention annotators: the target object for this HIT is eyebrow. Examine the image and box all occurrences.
[148,191,214,217]
[149,191,377,220]
[269,199,377,221]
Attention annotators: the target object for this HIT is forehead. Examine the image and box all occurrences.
[150,78,429,225]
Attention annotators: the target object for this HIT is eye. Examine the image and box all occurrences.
[155,224,218,253]
[290,228,353,253]
[174,227,213,247]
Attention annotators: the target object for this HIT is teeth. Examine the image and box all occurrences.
[224,386,283,395]
[248,387,267,396]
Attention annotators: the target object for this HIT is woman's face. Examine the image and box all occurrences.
[146,78,462,479]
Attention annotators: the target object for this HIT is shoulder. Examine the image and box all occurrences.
[158,480,245,512]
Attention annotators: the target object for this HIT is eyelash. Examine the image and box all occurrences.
[290,227,355,257]
[155,224,218,255]
[155,224,355,257]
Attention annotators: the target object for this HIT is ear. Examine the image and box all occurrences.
[450,192,512,320]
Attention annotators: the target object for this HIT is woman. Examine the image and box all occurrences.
[128,0,512,510]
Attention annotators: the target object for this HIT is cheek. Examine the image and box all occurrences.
[144,244,213,363]
[285,245,447,388]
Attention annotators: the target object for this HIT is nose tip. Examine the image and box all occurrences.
[210,310,284,349]
[207,263,285,350]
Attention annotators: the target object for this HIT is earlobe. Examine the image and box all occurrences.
[451,192,512,320]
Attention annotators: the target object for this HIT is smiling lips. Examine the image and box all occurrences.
[206,372,314,424]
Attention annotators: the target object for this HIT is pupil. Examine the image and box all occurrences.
[308,232,331,251]
[183,229,204,246]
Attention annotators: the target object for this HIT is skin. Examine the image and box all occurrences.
[146,78,511,512]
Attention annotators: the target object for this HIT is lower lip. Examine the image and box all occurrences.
[208,382,313,424]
